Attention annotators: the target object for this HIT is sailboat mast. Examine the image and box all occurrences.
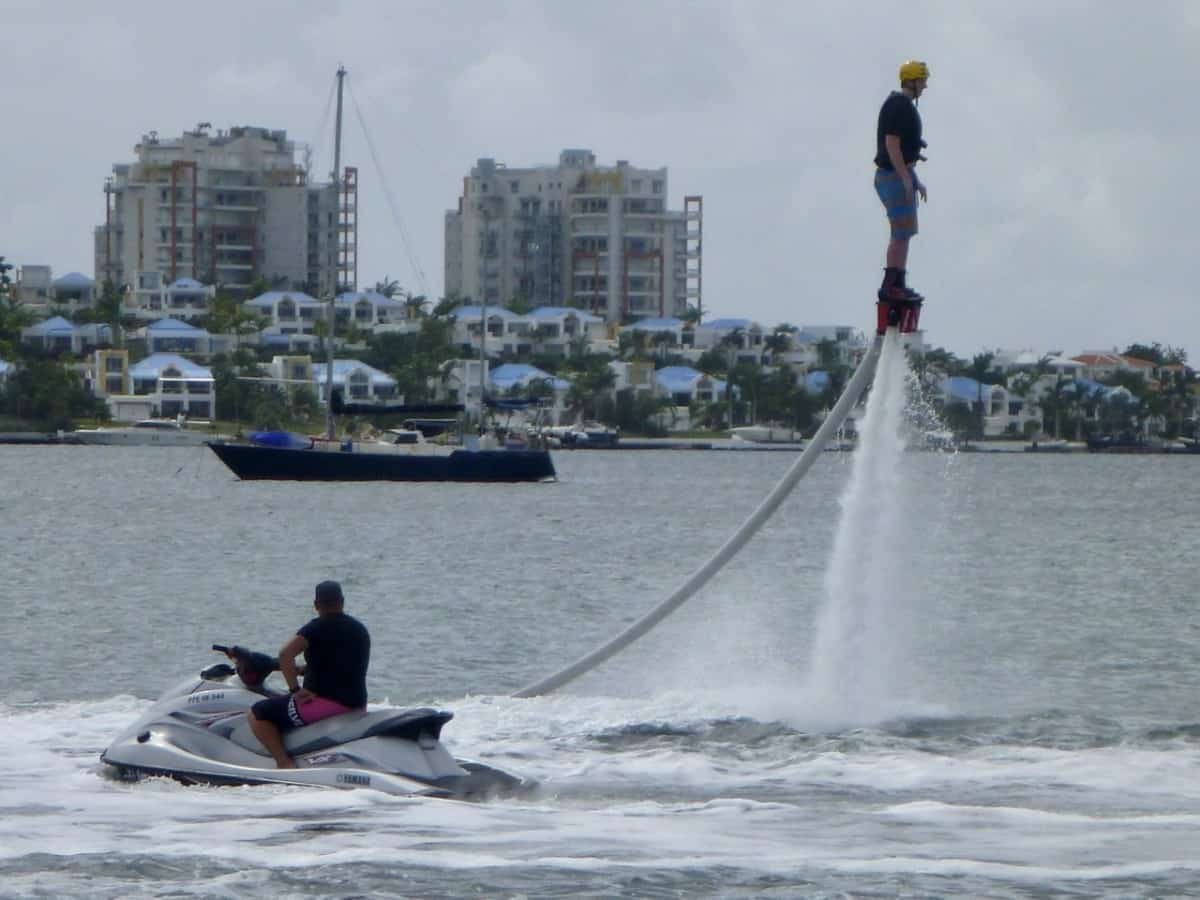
[325,65,346,440]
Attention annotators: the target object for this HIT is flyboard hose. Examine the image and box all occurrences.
[512,333,887,698]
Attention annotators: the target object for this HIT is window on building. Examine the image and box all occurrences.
[510,180,519,194]
[652,180,664,193]
[632,179,642,193]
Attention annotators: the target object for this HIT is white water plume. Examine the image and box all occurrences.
[805,333,923,724]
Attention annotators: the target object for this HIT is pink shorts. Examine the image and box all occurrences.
[296,695,356,725]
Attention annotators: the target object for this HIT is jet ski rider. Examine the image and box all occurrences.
[246,580,372,769]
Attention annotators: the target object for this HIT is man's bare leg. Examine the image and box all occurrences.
[247,711,297,769]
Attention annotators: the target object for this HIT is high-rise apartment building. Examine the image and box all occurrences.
[444,149,701,322]
[94,125,357,297]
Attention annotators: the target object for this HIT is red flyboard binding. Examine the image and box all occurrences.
[875,298,922,335]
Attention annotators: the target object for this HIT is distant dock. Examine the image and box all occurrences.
[0,432,82,445]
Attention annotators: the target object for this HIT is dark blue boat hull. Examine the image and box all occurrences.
[209,442,555,482]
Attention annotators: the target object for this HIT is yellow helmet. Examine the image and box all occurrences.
[899,60,930,84]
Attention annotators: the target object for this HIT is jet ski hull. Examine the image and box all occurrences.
[101,667,532,801]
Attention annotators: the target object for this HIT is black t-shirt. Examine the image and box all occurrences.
[298,612,371,708]
[874,91,924,170]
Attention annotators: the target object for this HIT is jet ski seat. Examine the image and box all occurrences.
[226,707,454,756]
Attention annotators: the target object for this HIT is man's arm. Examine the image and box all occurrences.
[884,134,912,196]
[278,633,308,693]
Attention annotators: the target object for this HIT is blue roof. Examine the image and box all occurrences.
[803,371,830,394]
[528,306,602,323]
[489,363,572,392]
[941,376,989,404]
[630,317,683,331]
[147,318,208,335]
[335,290,405,308]
[1068,377,1110,398]
[245,291,322,307]
[313,359,396,387]
[169,278,206,290]
[699,318,753,331]
[53,272,93,287]
[454,304,519,321]
[130,353,213,379]
[26,315,76,335]
[655,365,727,396]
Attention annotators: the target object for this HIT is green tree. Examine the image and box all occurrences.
[0,357,106,429]
[373,276,401,298]
[0,294,35,360]
[564,354,617,421]
[967,352,997,439]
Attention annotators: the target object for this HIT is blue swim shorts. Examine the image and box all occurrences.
[874,168,918,240]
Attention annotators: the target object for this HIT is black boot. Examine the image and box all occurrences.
[897,269,924,302]
[878,267,909,303]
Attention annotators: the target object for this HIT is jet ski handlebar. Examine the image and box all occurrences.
[210,644,280,687]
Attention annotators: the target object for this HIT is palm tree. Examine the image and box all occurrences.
[0,294,36,359]
[373,276,401,298]
[403,293,429,320]
[764,326,793,365]
[651,330,674,361]
[967,352,996,439]
[565,359,616,422]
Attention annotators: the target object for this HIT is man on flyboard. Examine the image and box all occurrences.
[874,59,930,335]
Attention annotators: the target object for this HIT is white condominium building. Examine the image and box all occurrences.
[445,149,701,323]
[94,125,357,298]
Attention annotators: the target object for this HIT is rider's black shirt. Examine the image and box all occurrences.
[875,91,924,169]
[298,612,371,708]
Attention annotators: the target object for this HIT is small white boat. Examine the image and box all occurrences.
[71,418,228,447]
[730,424,802,444]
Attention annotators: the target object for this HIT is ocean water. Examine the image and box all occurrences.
[2,397,1200,897]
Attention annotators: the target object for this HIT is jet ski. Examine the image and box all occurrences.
[101,644,533,800]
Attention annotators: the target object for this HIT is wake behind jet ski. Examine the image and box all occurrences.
[101,644,532,800]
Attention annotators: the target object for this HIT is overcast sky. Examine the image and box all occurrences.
[4,1,1197,361]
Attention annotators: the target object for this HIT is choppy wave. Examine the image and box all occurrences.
[3,694,1200,897]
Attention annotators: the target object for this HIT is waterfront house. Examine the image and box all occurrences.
[655,365,729,430]
[126,352,215,420]
[1069,352,1150,382]
[693,318,765,364]
[450,305,520,356]
[243,294,324,343]
[489,362,572,423]
[51,272,95,313]
[622,317,687,354]
[335,290,408,329]
[939,376,1042,437]
[524,307,606,356]
[127,273,216,320]
[21,316,111,355]
[313,360,397,405]
[141,318,227,358]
